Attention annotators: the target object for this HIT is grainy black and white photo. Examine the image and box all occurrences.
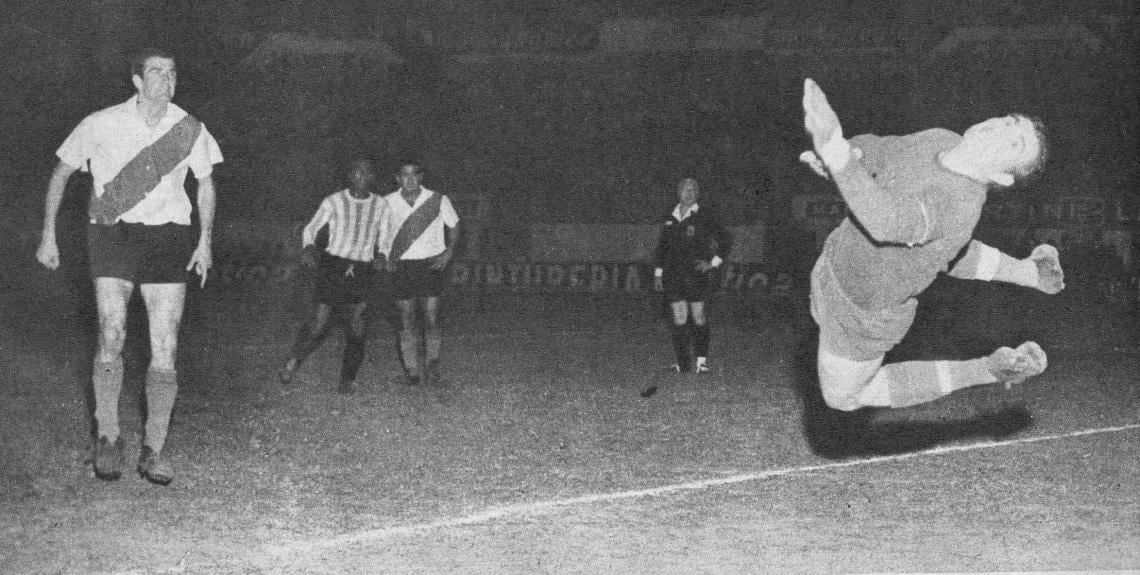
[1,1,1137,573]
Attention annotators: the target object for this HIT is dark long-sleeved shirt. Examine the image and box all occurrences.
[653,204,733,275]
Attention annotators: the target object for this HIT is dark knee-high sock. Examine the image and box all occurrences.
[144,368,178,453]
[341,331,366,383]
[93,357,124,440]
[670,323,691,368]
[692,322,710,358]
[400,329,420,375]
[290,323,326,366]
[425,326,441,364]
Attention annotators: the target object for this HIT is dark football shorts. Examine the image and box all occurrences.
[389,257,446,300]
[315,253,375,306]
[87,222,195,284]
[662,263,715,304]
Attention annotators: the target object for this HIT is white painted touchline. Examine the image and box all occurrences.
[265,422,1140,558]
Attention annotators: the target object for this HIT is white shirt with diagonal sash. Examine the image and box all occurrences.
[55,96,223,225]
[377,188,460,261]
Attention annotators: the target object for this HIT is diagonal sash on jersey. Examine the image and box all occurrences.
[389,192,443,261]
[89,115,203,224]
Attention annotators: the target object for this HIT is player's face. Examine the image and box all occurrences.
[133,56,177,105]
[961,115,1040,178]
[396,165,423,193]
[677,178,699,206]
[349,162,376,193]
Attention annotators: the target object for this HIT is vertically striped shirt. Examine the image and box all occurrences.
[302,189,389,262]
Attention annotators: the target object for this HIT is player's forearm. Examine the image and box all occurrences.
[196,177,216,244]
[444,222,460,253]
[301,208,330,248]
[41,184,65,240]
[653,236,668,271]
[375,231,392,258]
[373,208,390,258]
[715,225,733,262]
[41,164,75,240]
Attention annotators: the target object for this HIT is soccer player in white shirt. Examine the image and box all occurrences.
[35,48,223,485]
[376,160,460,386]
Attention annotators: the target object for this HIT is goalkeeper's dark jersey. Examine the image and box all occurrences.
[653,204,733,275]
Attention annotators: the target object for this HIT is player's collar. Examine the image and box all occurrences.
[673,203,699,221]
[345,188,374,201]
[397,187,432,207]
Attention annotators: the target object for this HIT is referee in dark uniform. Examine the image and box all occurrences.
[653,177,734,373]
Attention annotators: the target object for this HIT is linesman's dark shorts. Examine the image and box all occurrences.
[662,264,714,303]
[88,222,195,284]
[315,253,375,306]
[390,258,446,300]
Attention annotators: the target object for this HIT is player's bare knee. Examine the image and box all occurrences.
[669,302,689,325]
[347,312,367,338]
[98,329,125,348]
[349,320,366,337]
[820,385,863,411]
[149,342,178,372]
[817,359,863,411]
[689,308,707,326]
[689,302,707,325]
[97,327,127,357]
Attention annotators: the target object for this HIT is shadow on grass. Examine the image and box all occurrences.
[792,325,1034,461]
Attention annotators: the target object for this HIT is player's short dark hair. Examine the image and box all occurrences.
[395,158,425,176]
[347,157,375,172]
[678,177,700,190]
[1007,114,1048,185]
[345,157,377,180]
[130,47,176,78]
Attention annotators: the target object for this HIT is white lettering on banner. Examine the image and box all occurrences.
[795,195,1140,228]
[448,262,789,295]
[624,270,641,292]
[450,263,647,292]
[1115,204,1140,223]
[547,265,565,286]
